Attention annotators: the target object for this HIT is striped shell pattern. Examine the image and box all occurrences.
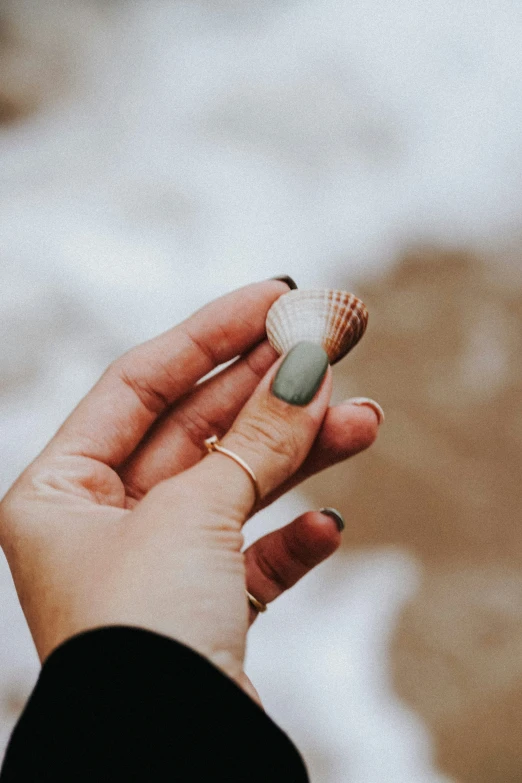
[265,288,368,365]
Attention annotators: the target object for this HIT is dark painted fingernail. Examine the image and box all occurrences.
[270,275,298,290]
[320,507,345,532]
[271,342,328,406]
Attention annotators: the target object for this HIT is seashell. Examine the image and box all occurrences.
[265,288,368,365]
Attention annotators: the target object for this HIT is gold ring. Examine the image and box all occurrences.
[246,589,267,613]
[203,435,261,507]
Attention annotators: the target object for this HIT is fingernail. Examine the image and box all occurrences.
[271,342,329,406]
[345,397,385,425]
[320,507,345,532]
[270,275,298,290]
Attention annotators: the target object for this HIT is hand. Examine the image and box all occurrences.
[0,280,380,704]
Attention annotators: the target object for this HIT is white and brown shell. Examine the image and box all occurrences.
[265,288,368,364]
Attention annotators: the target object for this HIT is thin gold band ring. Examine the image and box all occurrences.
[245,589,268,613]
[203,435,261,507]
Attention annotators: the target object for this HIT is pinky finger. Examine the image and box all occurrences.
[243,509,344,624]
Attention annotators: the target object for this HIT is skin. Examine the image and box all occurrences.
[0,279,379,706]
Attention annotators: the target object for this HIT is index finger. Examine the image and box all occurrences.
[49,280,291,466]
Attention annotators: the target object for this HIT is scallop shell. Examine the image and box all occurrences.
[265,288,368,364]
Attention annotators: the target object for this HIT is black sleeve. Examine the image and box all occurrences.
[0,626,309,782]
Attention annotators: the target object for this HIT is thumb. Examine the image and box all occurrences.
[187,341,332,521]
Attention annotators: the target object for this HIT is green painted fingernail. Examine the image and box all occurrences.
[271,342,329,406]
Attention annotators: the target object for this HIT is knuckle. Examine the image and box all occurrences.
[105,353,130,379]
[180,322,221,366]
[175,406,215,452]
[243,342,275,382]
[254,544,289,593]
[281,527,316,571]
[234,411,299,464]
[111,355,171,416]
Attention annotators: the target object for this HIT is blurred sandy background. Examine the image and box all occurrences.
[1,1,522,781]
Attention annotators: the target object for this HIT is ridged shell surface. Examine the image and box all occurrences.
[265,289,368,365]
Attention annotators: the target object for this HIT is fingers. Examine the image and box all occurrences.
[122,349,381,502]
[258,399,382,510]
[187,342,333,520]
[120,339,279,500]
[244,510,343,622]
[46,280,290,466]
